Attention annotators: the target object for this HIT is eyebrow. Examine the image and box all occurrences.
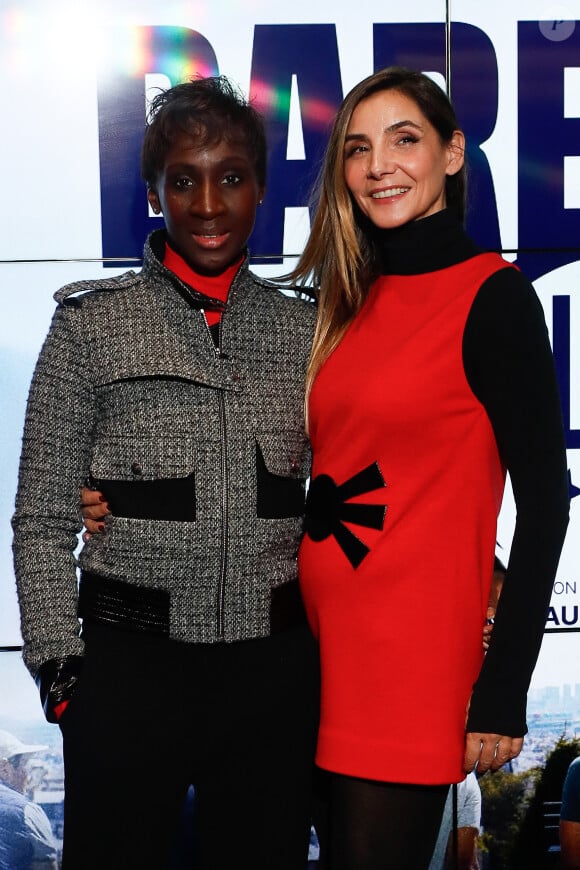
[165,156,252,173]
[345,120,423,142]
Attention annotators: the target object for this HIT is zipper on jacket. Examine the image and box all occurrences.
[216,383,228,640]
[203,312,229,641]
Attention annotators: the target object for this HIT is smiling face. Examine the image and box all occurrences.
[147,132,265,276]
[343,89,464,230]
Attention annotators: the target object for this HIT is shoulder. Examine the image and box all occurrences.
[54,269,142,306]
[463,257,552,390]
[0,781,26,809]
[478,258,535,294]
[460,772,482,806]
[467,259,545,332]
[244,269,317,321]
[565,757,580,786]
[456,253,528,297]
[562,757,580,819]
[23,800,56,845]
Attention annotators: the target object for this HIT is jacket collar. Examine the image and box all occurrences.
[143,229,249,311]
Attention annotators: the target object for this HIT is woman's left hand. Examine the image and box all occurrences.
[463,732,524,774]
[80,486,109,540]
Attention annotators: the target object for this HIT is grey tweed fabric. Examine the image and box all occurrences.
[12,231,316,676]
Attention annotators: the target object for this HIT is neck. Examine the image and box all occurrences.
[369,209,480,275]
[163,243,243,300]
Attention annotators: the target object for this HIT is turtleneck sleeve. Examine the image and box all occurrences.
[462,266,569,735]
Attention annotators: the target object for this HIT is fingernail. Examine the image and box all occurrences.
[98,523,105,532]
[99,495,107,502]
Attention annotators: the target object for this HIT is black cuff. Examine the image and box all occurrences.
[35,656,84,723]
[466,683,527,738]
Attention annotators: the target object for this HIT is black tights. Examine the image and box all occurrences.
[315,770,449,870]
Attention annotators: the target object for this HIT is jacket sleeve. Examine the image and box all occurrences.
[462,266,569,736]
[35,655,84,723]
[12,298,97,683]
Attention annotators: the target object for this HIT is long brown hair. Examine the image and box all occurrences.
[290,67,467,410]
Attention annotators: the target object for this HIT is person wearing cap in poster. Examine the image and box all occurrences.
[0,729,58,870]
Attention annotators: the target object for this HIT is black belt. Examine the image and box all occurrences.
[79,571,170,635]
[79,571,306,637]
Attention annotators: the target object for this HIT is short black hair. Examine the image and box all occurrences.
[141,76,267,189]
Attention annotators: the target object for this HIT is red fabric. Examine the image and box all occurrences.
[54,700,69,720]
[299,253,509,784]
[163,244,242,325]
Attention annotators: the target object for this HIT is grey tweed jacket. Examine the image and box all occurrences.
[12,231,316,676]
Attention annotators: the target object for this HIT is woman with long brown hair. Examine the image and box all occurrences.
[294,67,569,868]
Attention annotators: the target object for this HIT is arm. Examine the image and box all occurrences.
[482,560,504,651]
[12,299,96,716]
[468,554,519,769]
[24,801,59,870]
[462,267,569,769]
[445,773,482,869]
[560,822,580,869]
[445,826,480,870]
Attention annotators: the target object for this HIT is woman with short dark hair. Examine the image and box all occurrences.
[13,76,318,870]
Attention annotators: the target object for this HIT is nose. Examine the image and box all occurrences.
[191,180,226,218]
[367,147,396,179]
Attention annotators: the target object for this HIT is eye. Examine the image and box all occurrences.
[174,175,193,190]
[396,134,419,146]
[222,172,242,185]
[344,143,369,159]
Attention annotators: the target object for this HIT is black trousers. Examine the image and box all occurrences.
[60,620,320,869]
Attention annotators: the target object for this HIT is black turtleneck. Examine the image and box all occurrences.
[374,207,481,275]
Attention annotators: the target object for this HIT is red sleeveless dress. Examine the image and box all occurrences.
[299,253,509,784]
